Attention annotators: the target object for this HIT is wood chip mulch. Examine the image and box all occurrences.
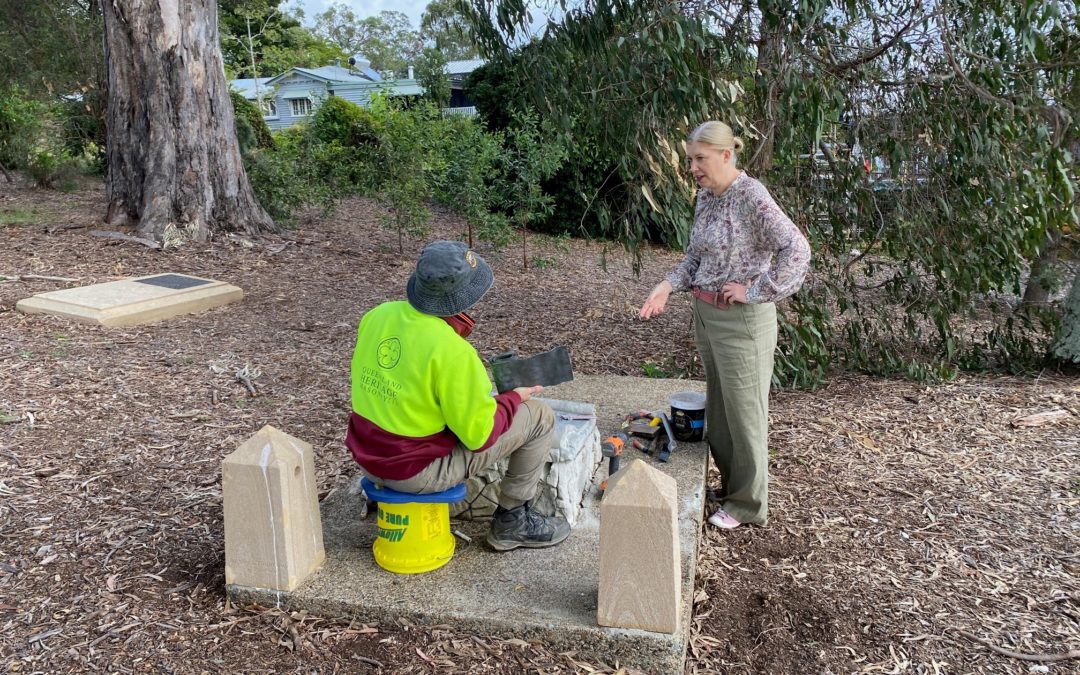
[1,181,1078,674]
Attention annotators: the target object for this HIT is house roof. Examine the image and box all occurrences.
[445,59,484,75]
[266,65,381,87]
[230,77,273,100]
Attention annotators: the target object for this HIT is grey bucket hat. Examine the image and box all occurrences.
[406,240,494,316]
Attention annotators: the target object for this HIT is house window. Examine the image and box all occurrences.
[260,99,277,117]
[289,98,312,116]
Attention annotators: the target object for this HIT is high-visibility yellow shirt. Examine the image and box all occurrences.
[350,301,496,450]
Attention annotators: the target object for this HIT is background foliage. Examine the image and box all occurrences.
[3,0,1076,382]
[240,93,559,257]
[456,0,1080,381]
[310,5,422,76]
[421,0,482,60]
[219,0,345,78]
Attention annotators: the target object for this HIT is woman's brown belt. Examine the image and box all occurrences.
[691,287,731,310]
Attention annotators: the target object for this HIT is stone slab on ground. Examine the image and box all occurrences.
[227,375,707,675]
[15,273,242,326]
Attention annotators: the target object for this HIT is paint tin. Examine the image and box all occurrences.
[668,391,706,442]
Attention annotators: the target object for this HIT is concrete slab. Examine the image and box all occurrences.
[227,375,708,674]
[15,273,242,326]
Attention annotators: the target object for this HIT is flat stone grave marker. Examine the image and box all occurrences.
[16,273,242,326]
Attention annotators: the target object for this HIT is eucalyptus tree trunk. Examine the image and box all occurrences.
[1053,269,1080,363]
[1022,227,1061,305]
[101,0,274,243]
[747,23,783,174]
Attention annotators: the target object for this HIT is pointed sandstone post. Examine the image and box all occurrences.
[223,425,325,591]
[597,459,680,634]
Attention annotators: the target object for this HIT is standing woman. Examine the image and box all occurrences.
[639,121,810,529]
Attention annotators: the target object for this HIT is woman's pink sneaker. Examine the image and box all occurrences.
[707,508,741,529]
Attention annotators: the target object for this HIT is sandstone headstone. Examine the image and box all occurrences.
[223,425,324,591]
[597,459,680,634]
[16,273,242,326]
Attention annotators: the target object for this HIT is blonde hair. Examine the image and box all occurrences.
[688,121,744,154]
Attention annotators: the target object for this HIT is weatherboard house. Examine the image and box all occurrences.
[230,56,483,131]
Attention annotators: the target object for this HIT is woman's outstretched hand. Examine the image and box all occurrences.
[640,280,673,319]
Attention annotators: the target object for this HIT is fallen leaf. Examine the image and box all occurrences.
[501,638,530,647]
[845,429,880,451]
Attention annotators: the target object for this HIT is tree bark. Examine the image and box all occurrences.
[748,18,782,175]
[1022,227,1061,305]
[1053,267,1080,363]
[101,0,275,243]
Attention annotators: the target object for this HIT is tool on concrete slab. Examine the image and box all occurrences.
[634,435,668,462]
[620,409,677,462]
[627,419,661,438]
[599,431,628,490]
[656,435,672,463]
[656,412,678,456]
[490,346,574,393]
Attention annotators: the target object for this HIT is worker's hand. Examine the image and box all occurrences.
[513,385,544,402]
[721,281,748,304]
[639,280,673,320]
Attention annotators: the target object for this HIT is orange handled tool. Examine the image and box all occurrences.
[600,431,628,490]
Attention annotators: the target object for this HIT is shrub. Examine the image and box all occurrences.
[245,148,331,222]
[415,48,451,108]
[0,87,84,189]
[243,99,387,222]
[60,89,107,174]
[242,92,566,247]
[466,54,616,239]
[230,90,274,153]
[307,96,388,195]
[27,149,79,190]
[0,85,45,172]
[430,114,504,246]
[309,96,378,146]
[369,96,432,251]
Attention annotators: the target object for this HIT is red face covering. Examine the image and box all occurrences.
[442,312,475,338]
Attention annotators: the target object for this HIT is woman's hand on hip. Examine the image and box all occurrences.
[639,281,673,319]
[721,281,748,304]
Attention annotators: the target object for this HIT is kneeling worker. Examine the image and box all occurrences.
[345,240,571,551]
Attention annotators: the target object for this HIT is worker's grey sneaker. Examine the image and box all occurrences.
[487,502,571,551]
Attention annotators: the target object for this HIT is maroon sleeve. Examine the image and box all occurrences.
[477,391,523,451]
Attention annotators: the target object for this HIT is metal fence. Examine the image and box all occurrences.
[441,106,477,117]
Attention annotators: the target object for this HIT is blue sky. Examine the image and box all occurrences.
[296,0,430,27]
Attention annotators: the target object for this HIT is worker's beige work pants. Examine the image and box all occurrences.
[693,297,777,525]
[371,399,554,510]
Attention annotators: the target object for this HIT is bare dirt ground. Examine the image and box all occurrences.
[1,181,1078,674]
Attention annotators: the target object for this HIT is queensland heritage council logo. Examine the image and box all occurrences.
[377,337,401,369]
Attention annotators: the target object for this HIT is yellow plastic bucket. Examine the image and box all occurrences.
[372,500,455,574]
